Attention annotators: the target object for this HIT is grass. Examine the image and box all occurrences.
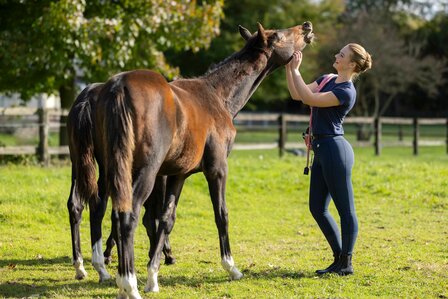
[0,132,60,147]
[0,147,447,298]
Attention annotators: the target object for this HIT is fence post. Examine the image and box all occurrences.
[374,117,381,156]
[37,108,50,166]
[413,117,419,156]
[446,118,448,155]
[278,114,286,157]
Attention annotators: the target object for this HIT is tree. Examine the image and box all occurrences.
[166,0,345,111]
[405,11,448,115]
[0,0,223,146]
[327,10,445,119]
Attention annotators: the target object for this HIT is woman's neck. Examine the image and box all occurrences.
[335,71,353,83]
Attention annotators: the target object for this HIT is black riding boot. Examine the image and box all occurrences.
[332,254,354,276]
[316,253,340,275]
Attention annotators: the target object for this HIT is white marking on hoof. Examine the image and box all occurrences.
[221,256,243,280]
[144,267,159,293]
[116,273,142,299]
[92,240,112,282]
[73,257,88,280]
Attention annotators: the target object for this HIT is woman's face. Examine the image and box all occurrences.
[333,45,355,72]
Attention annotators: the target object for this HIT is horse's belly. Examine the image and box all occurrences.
[159,143,204,175]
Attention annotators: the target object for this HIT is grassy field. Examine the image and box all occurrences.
[0,147,447,298]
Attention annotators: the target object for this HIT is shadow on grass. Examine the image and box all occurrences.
[0,279,115,298]
[157,266,313,290]
[0,256,70,268]
[1,257,321,297]
[242,267,311,280]
[0,256,115,298]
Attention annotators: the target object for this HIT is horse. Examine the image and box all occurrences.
[67,89,176,282]
[67,21,314,298]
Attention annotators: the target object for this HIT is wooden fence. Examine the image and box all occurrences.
[0,108,447,164]
[232,113,447,157]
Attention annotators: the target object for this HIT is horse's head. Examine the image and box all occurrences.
[239,22,314,75]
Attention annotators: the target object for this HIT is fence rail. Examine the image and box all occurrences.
[0,108,447,163]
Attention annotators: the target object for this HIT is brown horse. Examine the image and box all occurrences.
[67,22,313,298]
[67,87,176,282]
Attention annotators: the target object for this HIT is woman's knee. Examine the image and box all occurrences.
[309,202,326,219]
[340,210,358,232]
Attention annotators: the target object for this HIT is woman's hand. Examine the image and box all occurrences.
[288,50,303,71]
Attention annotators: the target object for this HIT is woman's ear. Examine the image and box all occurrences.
[349,61,356,71]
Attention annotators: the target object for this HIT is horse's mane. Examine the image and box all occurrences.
[203,35,263,76]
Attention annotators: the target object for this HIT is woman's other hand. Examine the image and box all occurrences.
[288,50,303,71]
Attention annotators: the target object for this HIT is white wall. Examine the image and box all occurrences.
[0,93,61,109]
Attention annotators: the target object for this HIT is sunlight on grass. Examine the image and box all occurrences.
[0,147,447,298]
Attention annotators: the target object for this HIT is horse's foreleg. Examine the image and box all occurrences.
[89,173,112,282]
[67,178,87,280]
[145,175,186,293]
[205,163,243,281]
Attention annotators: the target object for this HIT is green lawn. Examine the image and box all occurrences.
[0,147,447,298]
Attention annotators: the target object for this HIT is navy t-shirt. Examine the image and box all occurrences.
[312,74,356,135]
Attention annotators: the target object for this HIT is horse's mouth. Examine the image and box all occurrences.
[304,31,314,44]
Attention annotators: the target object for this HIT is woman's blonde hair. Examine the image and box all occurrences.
[348,43,372,74]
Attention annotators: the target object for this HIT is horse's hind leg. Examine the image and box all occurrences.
[103,224,115,265]
[89,169,112,282]
[142,176,176,266]
[67,174,87,280]
[145,175,186,293]
[114,166,159,299]
[107,175,176,267]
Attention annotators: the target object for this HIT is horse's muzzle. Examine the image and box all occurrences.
[303,21,314,44]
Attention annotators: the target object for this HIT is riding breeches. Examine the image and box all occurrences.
[309,136,358,255]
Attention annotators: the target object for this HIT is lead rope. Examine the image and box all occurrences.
[303,107,313,175]
[303,74,336,175]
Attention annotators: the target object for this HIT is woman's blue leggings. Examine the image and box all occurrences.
[310,136,358,255]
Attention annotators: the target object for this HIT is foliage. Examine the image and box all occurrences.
[0,0,447,117]
[334,10,445,118]
[0,0,224,99]
[0,147,447,298]
[403,11,448,115]
[339,0,448,118]
[166,0,345,111]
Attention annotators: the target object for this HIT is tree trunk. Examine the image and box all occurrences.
[59,77,76,156]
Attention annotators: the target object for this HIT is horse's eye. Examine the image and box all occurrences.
[271,32,284,43]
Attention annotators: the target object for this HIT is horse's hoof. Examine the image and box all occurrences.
[164,256,176,265]
[144,284,159,293]
[99,272,112,283]
[128,291,142,299]
[229,268,243,280]
[116,292,128,299]
[145,267,159,293]
[75,269,88,280]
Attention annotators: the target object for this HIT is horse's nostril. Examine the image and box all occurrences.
[303,21,312,31]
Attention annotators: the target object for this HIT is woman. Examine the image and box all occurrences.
[286,43,372,275]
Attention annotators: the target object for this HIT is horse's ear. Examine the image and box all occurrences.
[256,22,267,43]
[239,25,252,41]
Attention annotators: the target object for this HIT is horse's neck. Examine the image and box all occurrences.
[203,54,266,117]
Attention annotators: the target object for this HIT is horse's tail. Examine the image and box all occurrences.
[67,84,99,205]
[103,78,135,212]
